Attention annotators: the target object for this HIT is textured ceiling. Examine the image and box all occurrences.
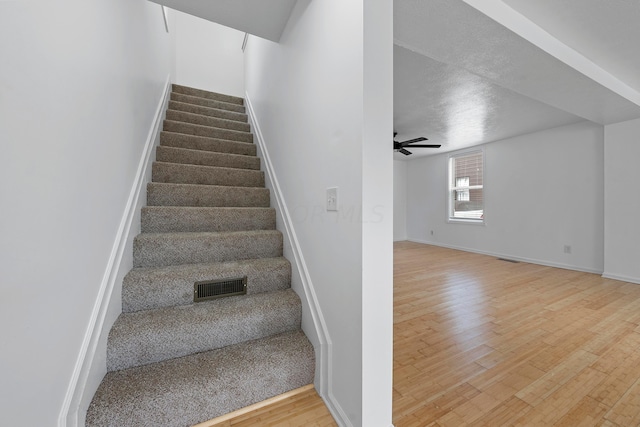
[394,45,584,154]
[394,0,640,160]
[502,0,640,93]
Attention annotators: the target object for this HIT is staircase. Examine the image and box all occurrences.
[86,84,315,427]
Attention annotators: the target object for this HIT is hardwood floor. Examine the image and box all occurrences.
[202,242,640,425]
[393,241,640,426]
[198,385,337,426]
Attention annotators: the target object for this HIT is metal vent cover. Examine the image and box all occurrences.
[194,276,247,302]
[497,258,520,263]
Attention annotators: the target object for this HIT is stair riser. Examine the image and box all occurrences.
[164,120,253,143]
[108,290,301,371]
[156,146,260,171]
[141,207,275,233]
[87,331,315,427]
[166,110,250,133]
[161,132,256,156]
[170,92,245,113]
[133,232,283,268]
[122,258,292,312]
[172,84,244,105]
[147,183,271,207]
[169,100,248,123]
[152,162,265,188]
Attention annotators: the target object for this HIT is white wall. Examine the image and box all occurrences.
[0,1,172,425]
[173,10,245,97]
[244,0,393,425]
[603,118,640,283]
[394,160,408,241]
[407,121,605,273]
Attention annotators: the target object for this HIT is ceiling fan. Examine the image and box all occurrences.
[394,132,441,155]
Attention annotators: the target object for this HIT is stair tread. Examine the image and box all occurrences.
[168,100,248,123]
[152,161,265,188]
[156,146,260,170]
[123,257,292,312]
[136,229,282,239]
[142,206,274,212]
[161,131,256,156]
[87,330,315,427]
[170,92,245,113]
[172,84,244,105]
[133,230,283,268]
[164,120,253,143]
[166,109,250,132]
[108,289,301,371]
[141,205,275,233]
[153,160,262,175]
[146,182,271,207]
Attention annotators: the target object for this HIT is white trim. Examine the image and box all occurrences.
[602,272,640,285]
[407,238,604,275]
[462,0,640,108]
[244,94,353,427]
[58,75,172,427]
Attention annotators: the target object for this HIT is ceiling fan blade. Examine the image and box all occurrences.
[399,148,412,155]
[405,144,441,148]
[400,137,428,146]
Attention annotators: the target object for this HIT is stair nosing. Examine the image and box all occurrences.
[87,331,314,427]
[157,145,259,162]
[172,84,244,105]
[108,289,300,371]
[168,100,248,122]
[170,92,246,113]
[147,181,269,191]
[135,229,282,239]
[153,160,263,174]
[164,119,252,136]
[142,206,275,212]
[166,109,250,129]
[161,130,255,145]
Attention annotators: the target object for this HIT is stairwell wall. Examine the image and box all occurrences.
[244,1,393,426]
[0,1,172,425]
[173,10,246,98]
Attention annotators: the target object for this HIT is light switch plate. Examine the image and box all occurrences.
[326,187,338,211]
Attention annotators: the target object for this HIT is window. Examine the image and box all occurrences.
[455,177,470,201]
[449,150,483,222]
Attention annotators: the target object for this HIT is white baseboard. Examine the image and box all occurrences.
[602,272,640,285]
[407,238,604,275]
[58,76,172,427]
[243,94,356,427]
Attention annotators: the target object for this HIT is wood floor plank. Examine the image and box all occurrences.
[604,377,640,426]
[392,242,640,426]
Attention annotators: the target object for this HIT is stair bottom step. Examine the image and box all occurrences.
[86,330,315,427]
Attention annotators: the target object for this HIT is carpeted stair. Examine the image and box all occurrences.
[86,84,315,427]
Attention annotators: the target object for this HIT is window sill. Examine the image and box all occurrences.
[447,218,485,226]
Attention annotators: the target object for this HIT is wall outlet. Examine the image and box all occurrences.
[430,230,434,236]
[564,245,572,254]
[326,187,338,211]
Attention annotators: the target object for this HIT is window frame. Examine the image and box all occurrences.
[447,148,485,225]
